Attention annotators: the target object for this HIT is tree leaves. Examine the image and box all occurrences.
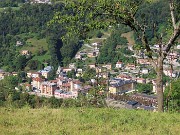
[50,0,143,40]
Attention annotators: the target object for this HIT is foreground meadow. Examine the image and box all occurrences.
[0,107,180,135]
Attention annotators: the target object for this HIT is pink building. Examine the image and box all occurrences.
[32,77,43,89]
[117,74,132,80]
[41,82,57,95]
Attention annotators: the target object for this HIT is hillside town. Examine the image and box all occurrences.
[0,0,179,114]
[1,40,180,111]
[0,0,180,134]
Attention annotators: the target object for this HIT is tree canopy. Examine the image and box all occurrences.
[51,0,180,112]
[164,79,180,112]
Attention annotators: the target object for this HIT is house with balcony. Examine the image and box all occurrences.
[32,77,43,90]
[40,81,57,96]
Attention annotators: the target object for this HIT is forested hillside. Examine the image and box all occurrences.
[95,0,177,65]
[0,0,177,72]
[135,0,172,43]
[0,2,81,71]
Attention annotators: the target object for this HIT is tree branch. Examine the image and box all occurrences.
[163,0,180,57]
[169,0,176,29]
[129,13,153,59]
[149,59,157,70]
[165,23,180,55]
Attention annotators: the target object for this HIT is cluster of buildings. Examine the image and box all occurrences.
[112,43,180,94]
[27,66,90,98]
[27,63,137,99]
[0,71,18,80]
[75,43,101,60]
[1,39,180,111]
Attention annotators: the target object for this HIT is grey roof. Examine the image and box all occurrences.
[127,101,138,106]
[133,93,157,99]
[110,78,135,87]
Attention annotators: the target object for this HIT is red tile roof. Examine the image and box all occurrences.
[33,77,43,82]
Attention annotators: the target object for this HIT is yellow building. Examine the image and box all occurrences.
[109,79,135,94]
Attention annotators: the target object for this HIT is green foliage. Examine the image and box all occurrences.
[67,69,76,79]
[136,83,153,94]
[17,71,26,83]
[134,0,176,44]
[0,3,66,71]
[14,55,27,71]
[75,59,85,69]
[0,0,177,73]
[164,79,180,112]
[82,67,96,81]
[0,79,106,108]
[60,35,82,66]
[142,69,156,79]
[47,69,56,80]
[26,60,44,70]
[87,87,107,107]
[96,30,104,38]
[0,0,22,8]
[47,35,63,69]
[50,0,125,39]
[0,76,19,89]
[47,96,63,108]
[97,28,129,64]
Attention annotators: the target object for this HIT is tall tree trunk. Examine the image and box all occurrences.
[156,57,164,112]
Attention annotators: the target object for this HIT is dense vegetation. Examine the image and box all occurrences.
[164,79,180,112]
[0,3,82,71]
[0,87,106,109]
[0,75,106,108]
[0,0,176,72]
[136,83,153,94]
[0,0,179,113]
[0,107,180,135]
[0,0,25,8]
[97,26,134,65]
[96,0,179,65]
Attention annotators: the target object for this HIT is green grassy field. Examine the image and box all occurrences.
[0,107,180,135]
[32,53,51,62]
[20,38,51,62]
[22,38,48,54]
[121,31,135,46]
